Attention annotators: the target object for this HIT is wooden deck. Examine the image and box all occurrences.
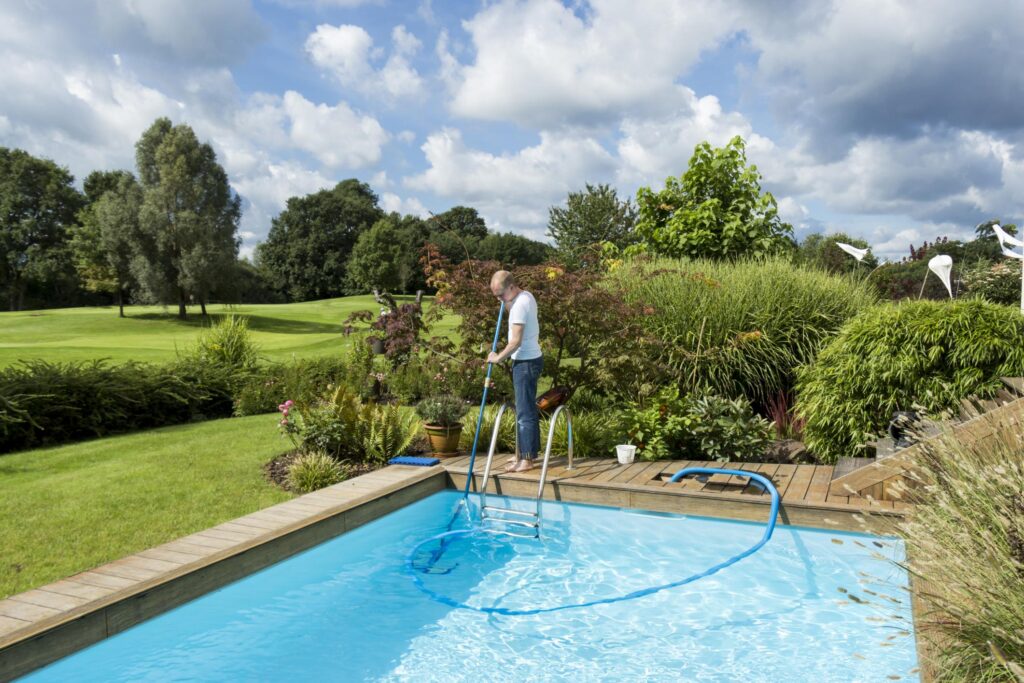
[442,455,909,533]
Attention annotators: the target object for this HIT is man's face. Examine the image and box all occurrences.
[491,281,510,302]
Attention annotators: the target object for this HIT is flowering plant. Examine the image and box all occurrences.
[277,399,302,449]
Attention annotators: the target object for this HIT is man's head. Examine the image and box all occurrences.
[490,270,519,303]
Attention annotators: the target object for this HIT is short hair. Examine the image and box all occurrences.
[491,270,515,290]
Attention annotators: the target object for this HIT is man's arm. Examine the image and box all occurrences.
[487,323,523,364]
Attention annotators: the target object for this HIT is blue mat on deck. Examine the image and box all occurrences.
[389,456,441,466]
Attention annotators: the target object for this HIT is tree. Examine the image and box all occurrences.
[547,183,637,268]
[346,219,407,294]
[70,171,142,317]
[798,232,878,274]
[132,118,240,318]
[390,212,430,293]
[0,148,84,310]
[428,206,488,240]
[476,232,552,266]
[257,179,383,301]
[634,136,793,260]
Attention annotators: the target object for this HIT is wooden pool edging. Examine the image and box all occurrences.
[444,458,908,535]
[0,465,446,682]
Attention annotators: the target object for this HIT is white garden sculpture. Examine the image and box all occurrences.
[926,254,954,299]
[988,223,1024,313]
[836,242,869,261]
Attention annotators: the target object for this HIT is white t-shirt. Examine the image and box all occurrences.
[508,290,542,360]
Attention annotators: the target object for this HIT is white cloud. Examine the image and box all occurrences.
[95,1,267,66]
[616,87,771,185]
[305,24,374,84]
[406,127,616,233]
[776,196,809,229]
[232,160,334,238]
[306,23,424,99]
[269,0,381,7]
[381,192,429,217]
[741,0,1024,149]
[281,91,388,167]
[445,0,737,128]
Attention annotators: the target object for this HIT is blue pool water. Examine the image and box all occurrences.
[23,491,918,682]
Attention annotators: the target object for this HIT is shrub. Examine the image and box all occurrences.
[459,403,517,454]
[541,408,625,459]
[457,403,626,460]
[416,395,469,426]
[425,256,651,395]
[279,386,419,466]
[609,255,877,404]
[632,136,794,261]
[233,357,350,416]
[962,260,1021,306]
[892,420,1024,680]
[765,391,805,441]
[624,388,772,462]
[184,315,259,370]
[361,403,420,466]
[0,359,235,454]
[795,299,1024,463]
[287,451,347,493]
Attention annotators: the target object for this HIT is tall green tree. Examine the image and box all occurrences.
[634,136,793,260]
[257,179,383,301]
[346,219,407,294]
[133,118,240,318]
[70,171,142,317]
[798,232,877,274]
[547,183,636,268]
[0,148,84,310]
[428,206,488,240]
[476,232,552,266]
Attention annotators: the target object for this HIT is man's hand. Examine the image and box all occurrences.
[486,351,502,364]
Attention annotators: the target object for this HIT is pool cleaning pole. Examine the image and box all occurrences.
[462,301,505,496]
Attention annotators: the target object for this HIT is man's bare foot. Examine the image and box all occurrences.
[510,459,535,473]
[504,458,518,473]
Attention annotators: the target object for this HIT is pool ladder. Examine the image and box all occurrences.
[476,403,573,538]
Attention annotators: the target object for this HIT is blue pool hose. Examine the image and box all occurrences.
[422,302,505,570]
[462,300,506,496]
[407,467,781,616]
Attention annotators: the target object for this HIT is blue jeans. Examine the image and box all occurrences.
[512,356,543,459]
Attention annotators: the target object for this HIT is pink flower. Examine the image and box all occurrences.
[285,400,294,407]
[282,408,289,416]
[278,403,286,412]
[279,418,289,426]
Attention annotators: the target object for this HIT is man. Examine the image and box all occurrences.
[486,270,543,472]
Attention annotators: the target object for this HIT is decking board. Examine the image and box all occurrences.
[446,456,902,523]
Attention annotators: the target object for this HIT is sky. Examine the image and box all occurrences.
[1,0,1023,261]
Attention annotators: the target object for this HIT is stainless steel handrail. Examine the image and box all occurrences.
[479,403,516,513]
[534,404,573,516]
[477,402,575,533]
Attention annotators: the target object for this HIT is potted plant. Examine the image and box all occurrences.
[417,395,468,456]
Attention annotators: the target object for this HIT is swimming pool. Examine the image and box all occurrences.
[21,490,918,682]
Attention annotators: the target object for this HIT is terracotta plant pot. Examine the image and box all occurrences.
[423,423,463,456]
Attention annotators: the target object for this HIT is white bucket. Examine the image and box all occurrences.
[616,444,637,465]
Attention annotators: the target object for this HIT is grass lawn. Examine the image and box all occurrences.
[0,295,459,367]
[0,413,294,599]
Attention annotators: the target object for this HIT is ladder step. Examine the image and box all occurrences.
[481,528,539,539]
[482,506,536,518]
[482,517,538,529]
